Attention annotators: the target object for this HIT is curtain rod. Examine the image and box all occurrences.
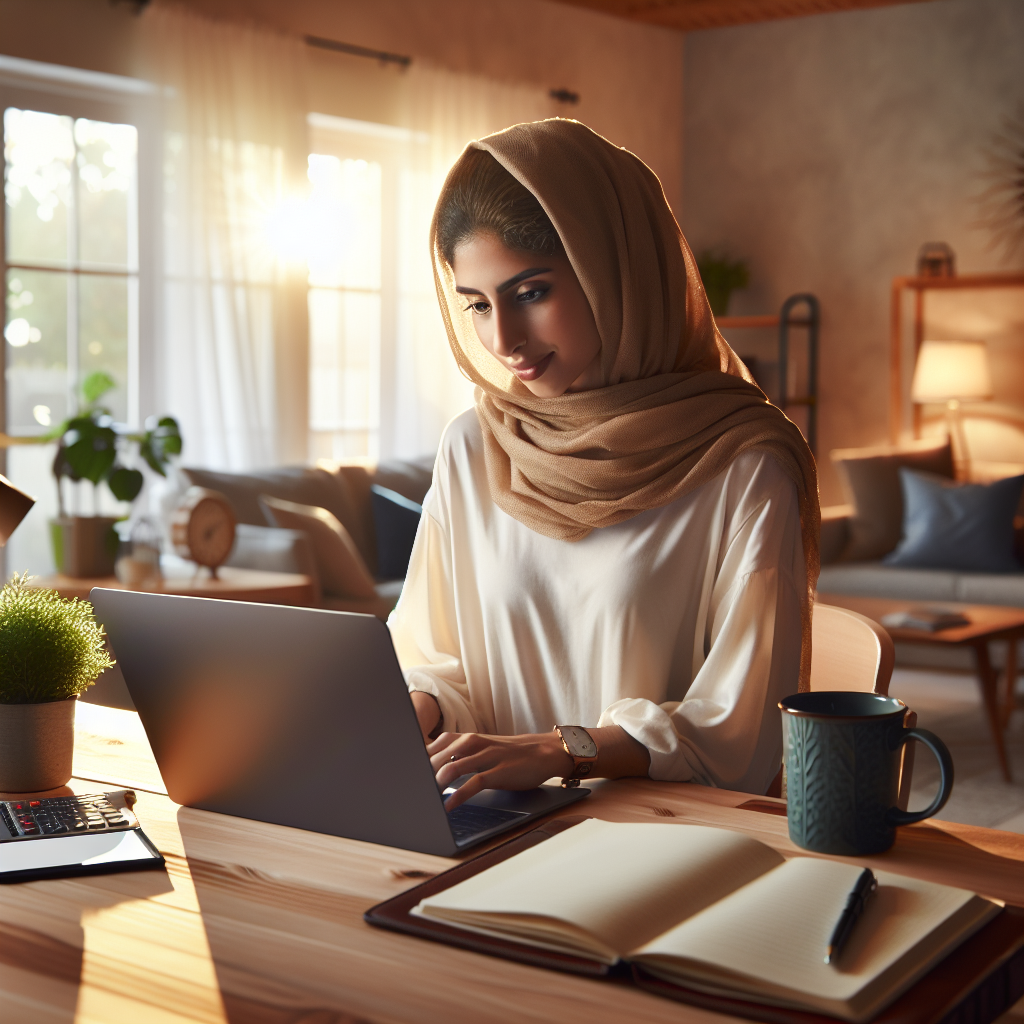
[305,35,412,68]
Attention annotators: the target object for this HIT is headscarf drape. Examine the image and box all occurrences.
[430,119,820,690]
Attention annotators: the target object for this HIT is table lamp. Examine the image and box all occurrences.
[0,472,35,546]
[910,340,992,480]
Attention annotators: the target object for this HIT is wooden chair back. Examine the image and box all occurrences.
[810,602,895,695]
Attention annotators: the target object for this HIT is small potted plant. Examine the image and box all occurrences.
[696,250,750,317]
[0,574,113,792]
[48,371,182,578]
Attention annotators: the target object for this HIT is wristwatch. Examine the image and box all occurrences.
[554,725,598,789]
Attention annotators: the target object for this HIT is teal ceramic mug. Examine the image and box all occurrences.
[779,692,954,856]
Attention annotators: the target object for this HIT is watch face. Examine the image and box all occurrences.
[561,726,597,758]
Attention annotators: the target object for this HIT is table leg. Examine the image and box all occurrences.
[972,641,1012,783]
[1001,634,1019,732]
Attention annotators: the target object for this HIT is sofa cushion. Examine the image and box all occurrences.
[182,465,366,540]
[259,495,377,599]
[371,485,422,581]
[817,563,959,602]
[884,470,1024,573]
[830,440,954,562]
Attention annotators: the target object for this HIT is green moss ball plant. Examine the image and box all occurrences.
[0,574,115,791]
[0,574,113,704]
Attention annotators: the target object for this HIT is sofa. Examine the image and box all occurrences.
[817,439,1024,670]
[182,455,435,620]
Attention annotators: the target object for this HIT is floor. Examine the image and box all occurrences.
[888,668,1024,833]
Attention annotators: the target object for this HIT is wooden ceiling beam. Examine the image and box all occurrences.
[550,0,937,33]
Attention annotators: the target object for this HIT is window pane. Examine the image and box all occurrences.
[5,268,68,434]
[76,118,137,270]
[306,155,381,290]
[4,108,73,265]
[79,273,129,422]
[309,288,380,450]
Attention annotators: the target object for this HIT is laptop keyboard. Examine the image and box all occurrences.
[447,803,530,845]
[0,794,131,841]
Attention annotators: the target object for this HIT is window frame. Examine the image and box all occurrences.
[0,56,161,439]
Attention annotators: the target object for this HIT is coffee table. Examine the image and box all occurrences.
[818,594,1023,782]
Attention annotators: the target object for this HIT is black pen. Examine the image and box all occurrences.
[824,868,877,965]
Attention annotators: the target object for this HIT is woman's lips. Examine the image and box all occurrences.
[510,351,554,382]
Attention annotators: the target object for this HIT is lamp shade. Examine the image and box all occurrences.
[911,340,993,403]
[0,473,35,546]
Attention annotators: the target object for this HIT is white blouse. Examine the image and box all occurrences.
[387,410,805,794]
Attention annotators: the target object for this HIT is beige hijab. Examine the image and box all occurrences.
[431,119,819,689]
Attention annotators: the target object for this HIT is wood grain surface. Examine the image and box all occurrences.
[0,704,1021,1023]
[29,567,316,608]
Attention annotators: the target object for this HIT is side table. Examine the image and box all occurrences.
[819,593,1023,782]
[29,565,316,606]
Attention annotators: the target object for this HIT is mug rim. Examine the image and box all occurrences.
[778,692,908,722]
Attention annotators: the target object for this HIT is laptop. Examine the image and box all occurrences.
[90,590,589,856]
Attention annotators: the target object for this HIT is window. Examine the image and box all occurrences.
[1,55,153,576]
[4,107,139,434]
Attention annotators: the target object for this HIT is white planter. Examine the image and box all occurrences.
[0,697,77,792]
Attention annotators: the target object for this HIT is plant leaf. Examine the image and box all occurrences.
[107,466,144,502]
[82,370,117,408]
[61,415,117,485]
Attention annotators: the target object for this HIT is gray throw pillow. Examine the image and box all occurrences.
[831,441,954,561]
[883,469,1024,574]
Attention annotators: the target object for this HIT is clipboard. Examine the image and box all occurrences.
[365,817,1024,1024]
[0,827,165,884]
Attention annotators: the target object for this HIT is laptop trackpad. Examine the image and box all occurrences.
[453,782,590,815]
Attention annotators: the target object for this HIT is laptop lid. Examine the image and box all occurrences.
[91,590,462,856]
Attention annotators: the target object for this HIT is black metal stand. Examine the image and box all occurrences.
[777,294,820,455]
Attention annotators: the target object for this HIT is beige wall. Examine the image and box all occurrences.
[0,0,685,213]
[682,0,1024,504]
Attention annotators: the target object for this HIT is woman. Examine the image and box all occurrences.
[389,119,819,811]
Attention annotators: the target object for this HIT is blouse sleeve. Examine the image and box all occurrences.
[597,480,804,795]
[387,499,482,734]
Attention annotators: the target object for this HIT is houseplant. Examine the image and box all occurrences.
[696,250,750,317]
[49,371,182,577]
[0,574,113,791]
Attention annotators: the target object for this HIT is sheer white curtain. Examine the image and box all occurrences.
[388,65,556,460]
[141,3,309,471]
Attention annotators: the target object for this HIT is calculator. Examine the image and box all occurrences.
[0,793,134,841]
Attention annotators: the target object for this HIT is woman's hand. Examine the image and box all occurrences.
[428,726,651,811]
[429,731,573,810]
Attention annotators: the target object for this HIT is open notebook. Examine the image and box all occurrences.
[410,820,998,1024]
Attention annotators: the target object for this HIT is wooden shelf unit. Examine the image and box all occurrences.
[889,272,1024,444]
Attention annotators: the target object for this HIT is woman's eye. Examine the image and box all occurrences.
[516,285,549,304]
[464,300,491,315]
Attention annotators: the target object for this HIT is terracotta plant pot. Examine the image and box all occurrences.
[50,516,121,577]
[0,698,77,792]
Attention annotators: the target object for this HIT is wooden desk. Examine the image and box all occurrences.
[30,566,316,607]
[2,703,1022,1024]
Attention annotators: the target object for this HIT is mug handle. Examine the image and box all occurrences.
[885,728,954,826]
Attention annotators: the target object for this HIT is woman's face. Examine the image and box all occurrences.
[452,232,603,398]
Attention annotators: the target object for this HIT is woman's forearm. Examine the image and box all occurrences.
[590,725,651,780]
[410,690,442,740]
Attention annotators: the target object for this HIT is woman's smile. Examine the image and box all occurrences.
[510,351,555,381]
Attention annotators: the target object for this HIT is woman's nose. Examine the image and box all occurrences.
[491,307,525,359]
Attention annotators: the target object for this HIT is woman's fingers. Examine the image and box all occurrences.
[442,769,493,811]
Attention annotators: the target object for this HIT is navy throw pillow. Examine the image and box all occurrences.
[370,485,423,580]
[883,469,1024,573]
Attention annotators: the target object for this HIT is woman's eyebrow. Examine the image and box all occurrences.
[496,267,551,293]
[454,267,552,297]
